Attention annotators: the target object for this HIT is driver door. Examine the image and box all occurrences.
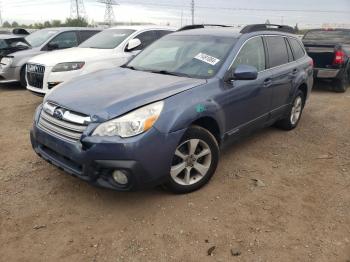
[219,36,273,137]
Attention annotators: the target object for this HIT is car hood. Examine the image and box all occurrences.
[29,47,117,66]
[10,47,41,57]
[45,67,206,121]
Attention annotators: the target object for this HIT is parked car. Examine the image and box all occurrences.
[303,28,350,92]
[0,27,100,87]
[0,34,30,59]
[26,26,175,95]
[30,24,313,193]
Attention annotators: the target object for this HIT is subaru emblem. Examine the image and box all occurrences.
[53,109,64,120]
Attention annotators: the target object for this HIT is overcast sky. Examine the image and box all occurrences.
[2,0,350,28]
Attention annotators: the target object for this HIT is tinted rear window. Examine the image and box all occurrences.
[289,38,305,60]
[303,30,350,43]
[266,36,289,68]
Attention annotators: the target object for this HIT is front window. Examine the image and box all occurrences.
[25,29,58,47]
[79,29,135,49]
[231,37,266,72]
[127,35,236,79]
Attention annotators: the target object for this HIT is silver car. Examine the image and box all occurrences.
[0,27,100,87]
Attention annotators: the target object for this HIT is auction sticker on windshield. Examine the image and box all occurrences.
[194,53,220,66]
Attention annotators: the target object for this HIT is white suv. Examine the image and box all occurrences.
[26,25,175,95]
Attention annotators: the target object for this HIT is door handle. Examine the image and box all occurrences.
[263,78,272,87]
[291,69,298,75]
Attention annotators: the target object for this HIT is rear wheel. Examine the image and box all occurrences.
[333,71,349,93]
[166,126,219,194]
[20,66,27,88]
[275,90,305,131]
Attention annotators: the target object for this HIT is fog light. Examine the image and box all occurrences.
[112,170,128,185]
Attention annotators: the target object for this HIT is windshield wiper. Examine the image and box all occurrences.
[150,70,190,78]
[122,65,136,70]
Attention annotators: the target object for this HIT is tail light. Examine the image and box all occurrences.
[309,59,314,68]
[333,50,346,65]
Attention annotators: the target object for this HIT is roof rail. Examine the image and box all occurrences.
[240,24,295,34]
[178,24,233,31]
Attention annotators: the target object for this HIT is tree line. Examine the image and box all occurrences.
[2,18,90,29]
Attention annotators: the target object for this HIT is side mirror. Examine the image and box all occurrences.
[47,43,59,51]
[226,64,258,81]
[126,38,141,52]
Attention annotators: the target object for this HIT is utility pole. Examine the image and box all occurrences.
[0,1,3,26]
[98,0,119,26]
[70,0,86,19]
[191,0,194,25]
[180,9,183,27]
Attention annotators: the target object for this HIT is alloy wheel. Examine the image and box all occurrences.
[290,96,302,125]
[170,139,212,186]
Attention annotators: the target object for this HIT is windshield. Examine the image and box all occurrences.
[127,35,236,79]
[25,29,58,47]
[79,29,135,49]
[303,30,350,43]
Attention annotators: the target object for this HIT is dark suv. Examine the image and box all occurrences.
[30,24,314,193]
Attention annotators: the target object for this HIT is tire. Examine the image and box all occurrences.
[333,71,349,93]
[20,66,27,88]
[165,125,219,194]
[275,90,305,131]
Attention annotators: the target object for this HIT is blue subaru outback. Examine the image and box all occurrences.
[30,24,314,193]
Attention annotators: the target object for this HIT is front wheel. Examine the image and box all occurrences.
[165,126,219,194]
[275,90,305,131]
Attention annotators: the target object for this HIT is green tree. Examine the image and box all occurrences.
[64,17,88,27]
[51,20,62,27]
[11,21,19,27]
[43,21,51,28]
[3,21,11,27]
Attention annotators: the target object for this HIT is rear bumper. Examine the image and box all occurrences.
[314,68,346,79]
[30,111,185,191]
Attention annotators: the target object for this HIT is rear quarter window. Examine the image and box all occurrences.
[289,38,305,60]
[265,36,289,68]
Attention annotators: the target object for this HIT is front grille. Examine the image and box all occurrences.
[38,103,90,143]
[26,63,45,89]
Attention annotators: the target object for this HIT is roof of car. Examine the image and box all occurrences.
[173,27,242,38]
[174,27,297,39]
[39,27,101,32]
[0,34,24,39]
[108,25,176,31]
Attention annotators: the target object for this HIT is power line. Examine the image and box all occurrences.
[97,0,118,25]
[70,0,86,19]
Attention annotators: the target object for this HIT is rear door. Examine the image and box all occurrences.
[265,35,295,118]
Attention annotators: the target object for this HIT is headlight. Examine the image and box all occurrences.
[92,101,164,138]
[1,57,13,67]
[52,62,85,72]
